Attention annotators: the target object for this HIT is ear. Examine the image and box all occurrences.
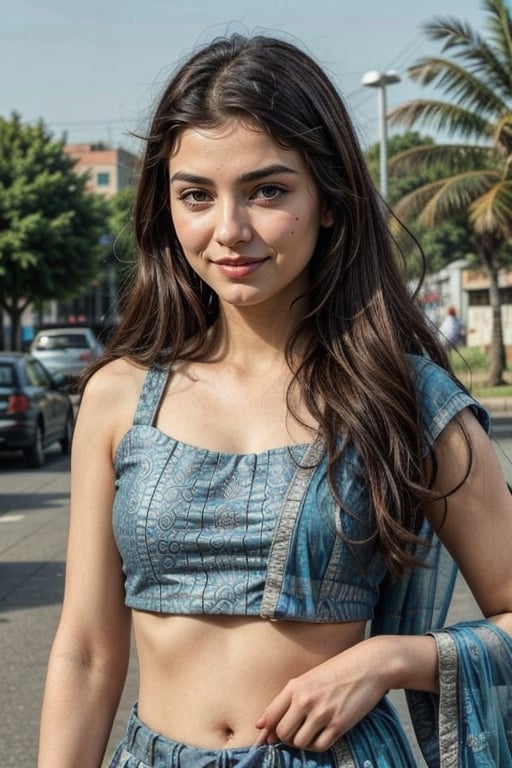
[320,205,335,228]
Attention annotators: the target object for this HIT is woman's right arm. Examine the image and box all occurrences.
[38,363,136,768]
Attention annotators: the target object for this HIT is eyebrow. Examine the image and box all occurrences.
[169,163,299,185]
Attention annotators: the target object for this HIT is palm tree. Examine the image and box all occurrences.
[388,0,512,385]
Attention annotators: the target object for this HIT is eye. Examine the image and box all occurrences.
[253,184,286,202]
[178,188,212,207]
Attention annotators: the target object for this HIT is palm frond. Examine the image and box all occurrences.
[394,171,500,228]
[493,112,512,153]
[483,0,512,87]
[470,179,512,236]
[407,57,508,117]
[389,0,512,270]
[421,11,512,96]
[422,15,483,50]
[388,99,492,142]
[393,180,446,223]
[389,143,497,177]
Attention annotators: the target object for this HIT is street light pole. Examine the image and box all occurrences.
[361,70,401,200]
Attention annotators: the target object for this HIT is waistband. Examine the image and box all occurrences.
[122,704,353,768]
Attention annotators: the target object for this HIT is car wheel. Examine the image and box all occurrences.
[24,423,45,468]
[60,409,74,455]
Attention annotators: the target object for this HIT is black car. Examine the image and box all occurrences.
[0,352,74,468]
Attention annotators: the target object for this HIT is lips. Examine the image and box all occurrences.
[214,257,265,266]
[212,257,269,278]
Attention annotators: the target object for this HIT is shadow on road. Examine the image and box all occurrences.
[0,491,69,516]
[0,448,71,473]
[0,560,65,613]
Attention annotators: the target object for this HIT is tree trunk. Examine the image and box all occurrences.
[0,296,29,352]
[485,259,506,386]
[9,306,23,351]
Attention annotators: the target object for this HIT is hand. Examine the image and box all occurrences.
[254,638,391,752]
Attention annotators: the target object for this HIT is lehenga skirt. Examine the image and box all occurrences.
[108,698,417,768]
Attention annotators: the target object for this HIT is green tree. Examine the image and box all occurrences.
[0,113,108,349]
[366,132,474,277]
[366,131,433,204]
[387,0,512,385]
[95,185,138,324]
[107,185,137,279]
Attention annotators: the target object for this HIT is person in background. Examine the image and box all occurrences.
[38,33,512,768]
[439,305,465,349]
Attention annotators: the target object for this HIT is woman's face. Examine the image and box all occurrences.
[168,119,332,313]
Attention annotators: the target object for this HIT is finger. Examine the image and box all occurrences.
[308,727,341,753]
[251,728,269,748]
[273,711,309,745]
[301,720,351,753]
[256,689,293,733]
[285,717,331,751]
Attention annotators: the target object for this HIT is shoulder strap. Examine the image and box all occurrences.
[132,365,170,426]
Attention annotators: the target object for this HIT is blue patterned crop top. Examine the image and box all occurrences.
[112,355,489,623]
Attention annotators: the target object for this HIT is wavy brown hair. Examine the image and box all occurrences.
[88,34,462,577]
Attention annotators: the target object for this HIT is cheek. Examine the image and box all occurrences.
[288,216,301,237]
[262,211,311,243]
[171,211,208,252]
[278,209,322,247]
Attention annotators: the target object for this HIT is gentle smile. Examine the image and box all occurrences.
[214,258,268,266]
[212,258,269,278]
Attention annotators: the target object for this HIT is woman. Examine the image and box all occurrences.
[38,34,512,767]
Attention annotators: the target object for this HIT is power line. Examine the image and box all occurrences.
[45,31,428,143]
[385,32,425,72]
[47,118,136,129]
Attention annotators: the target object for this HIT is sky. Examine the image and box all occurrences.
[0,0,488,156]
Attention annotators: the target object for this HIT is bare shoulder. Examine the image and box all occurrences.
[82,357,147,406]
[77,358,149,456]
[435,404,490,464]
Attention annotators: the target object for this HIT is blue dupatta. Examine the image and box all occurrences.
[372,519,512,767]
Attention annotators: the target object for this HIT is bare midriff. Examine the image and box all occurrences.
[132,612,366,749]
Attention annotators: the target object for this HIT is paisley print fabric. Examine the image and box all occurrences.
[110,359,512,765]
[112,357,489,622]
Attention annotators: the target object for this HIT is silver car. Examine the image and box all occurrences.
[30,327,103,385]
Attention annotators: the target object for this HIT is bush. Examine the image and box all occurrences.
[450,346,490,374]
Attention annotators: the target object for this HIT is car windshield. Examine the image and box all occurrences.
[34,333,89,350]
[0,364,15,386]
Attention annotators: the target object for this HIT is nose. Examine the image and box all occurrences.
[213,199,252,247]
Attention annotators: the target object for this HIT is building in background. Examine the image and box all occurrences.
[31,143,140,339]
[463,269,512,359]
[64,142,138,199]
[417,259,512,362]
[418,259,469,331]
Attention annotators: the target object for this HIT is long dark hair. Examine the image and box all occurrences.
[91,34,458,577]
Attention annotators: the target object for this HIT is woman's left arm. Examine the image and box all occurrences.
[256,408,512,751]
[424,406,512,636]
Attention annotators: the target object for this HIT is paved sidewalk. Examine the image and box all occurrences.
[480,396,512,416]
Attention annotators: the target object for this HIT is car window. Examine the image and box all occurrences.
[34,333,89,350]
[26,360,52,387]
[0,364,15,386]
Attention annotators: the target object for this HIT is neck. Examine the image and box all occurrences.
[209,301,307,371]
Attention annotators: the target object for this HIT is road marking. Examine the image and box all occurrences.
[0,514,25,523]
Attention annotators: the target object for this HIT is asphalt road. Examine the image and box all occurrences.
[1,419,512,767]
[0,446,137,766]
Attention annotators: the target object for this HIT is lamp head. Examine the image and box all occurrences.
[361,70,401,87]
